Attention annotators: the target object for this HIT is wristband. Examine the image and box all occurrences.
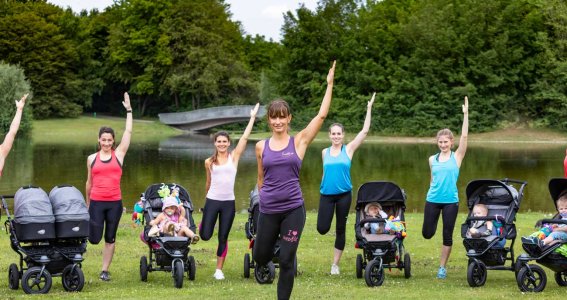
[126,110,132,113]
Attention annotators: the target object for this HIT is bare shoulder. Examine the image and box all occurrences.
[87,153,97,164]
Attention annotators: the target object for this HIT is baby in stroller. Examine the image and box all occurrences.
[138,183,197,288]
[461,178,527,288]
[148,196,199,243]
[355,181,411,287]
[516,177,567,292]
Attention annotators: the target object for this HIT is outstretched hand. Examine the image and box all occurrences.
[327,60,336,85]
[251,103,260,118]
[368,92,376,109]
[463,96,469,114]
[15,94,28,110]
[123,92,132,111]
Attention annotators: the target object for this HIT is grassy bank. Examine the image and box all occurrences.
[0,212,564,299]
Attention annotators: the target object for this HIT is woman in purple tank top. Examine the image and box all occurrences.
[254,61,336,300]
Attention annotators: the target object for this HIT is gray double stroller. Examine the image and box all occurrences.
[2,185,89,294]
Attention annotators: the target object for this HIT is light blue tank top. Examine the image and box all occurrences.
[320,146,352,195]
[426,152,459,203]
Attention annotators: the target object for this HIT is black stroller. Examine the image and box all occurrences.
[460,178,527,287]
[243,185,297,284]
[354,181,411,287]
[2,185,89,294]
[138,183,197,288]
[516,177,567,292]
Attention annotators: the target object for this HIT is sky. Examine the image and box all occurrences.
[47,0,318,41]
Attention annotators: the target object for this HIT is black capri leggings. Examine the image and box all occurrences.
[199,199,235,257]
[317,191,352,250]
[88,200,123,244]
[254,205,306,300]
[422,201,459,246]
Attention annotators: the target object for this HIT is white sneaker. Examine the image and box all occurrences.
[213,269,225,280]
[331,264,340,275]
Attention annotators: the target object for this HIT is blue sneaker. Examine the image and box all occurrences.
[437,266,447,279]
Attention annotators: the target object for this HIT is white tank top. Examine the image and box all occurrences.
[206,154,237,201]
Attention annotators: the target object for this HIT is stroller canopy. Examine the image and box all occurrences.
[356,181,406,206]
[249,185,259,208]
[465,179,519,209]
[14,186,55,224]
[49,185,89,222]
[549,178,567,210]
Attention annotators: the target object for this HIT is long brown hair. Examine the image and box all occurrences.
[209,131,230,167]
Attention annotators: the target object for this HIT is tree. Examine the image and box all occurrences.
[0,63,32,134]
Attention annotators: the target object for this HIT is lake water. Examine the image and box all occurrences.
[1,135,564,213]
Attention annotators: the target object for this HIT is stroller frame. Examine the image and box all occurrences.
[2,194,86,294]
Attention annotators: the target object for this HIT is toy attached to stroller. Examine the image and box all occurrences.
[460,178,527,287]
[243,185,298,284]
[2,185,89,294]
[138,183,197,288]
[516,178,567,292]
[354,181,411,287]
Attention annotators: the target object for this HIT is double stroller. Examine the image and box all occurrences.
[460,178,527,287]
[1,185,89,294]
[354,181,411,287]
[516,178,567,292]
[138,183,197,288]
[243,185,298,284]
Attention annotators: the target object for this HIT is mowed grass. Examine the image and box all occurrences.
[0,211,565,299]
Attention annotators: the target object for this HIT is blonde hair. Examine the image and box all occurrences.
[473,203,488,215]
[557,194,567,207]
[436,128,454,140]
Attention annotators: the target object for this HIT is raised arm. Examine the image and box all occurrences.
[232,103,259,164]
[0,94,27,159]
[115,92,133,162]
[455,96,468,167]
[295,61,336,157]
[346,92,375,158]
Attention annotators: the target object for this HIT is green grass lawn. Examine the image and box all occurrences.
[0,212,564,299]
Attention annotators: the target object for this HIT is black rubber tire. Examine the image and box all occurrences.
[61,265,85,292]
[467,261,487,287]
[554,271,567,287]
[8,263,19,290]
[21,266,52,294]
[404,253,411,279]
[254,261,275,284]
[516,264,547,292]
[140,256,148,282]
[174,260,184,289]
[364,259,385,287]
[356,254,363,279]
[244,253,251,278]
[187,256,196,281]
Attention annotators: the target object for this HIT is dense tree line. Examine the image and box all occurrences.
[1,0,567,135]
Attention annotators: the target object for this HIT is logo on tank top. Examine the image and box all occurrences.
[282,229,299,243]
[282,151,295,157]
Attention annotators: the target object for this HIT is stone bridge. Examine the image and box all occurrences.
[158,105,266,132]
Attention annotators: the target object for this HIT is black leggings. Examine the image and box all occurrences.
[254,205,306,300]
[88,200,123,244]
[317,191,352,250]
[199,199,235,257]
[422,201,459,246]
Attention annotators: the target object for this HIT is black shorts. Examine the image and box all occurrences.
[88,200,123,244]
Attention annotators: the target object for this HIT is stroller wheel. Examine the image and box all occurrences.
[554,271,567,287]
[8,263,19,290]
[403,253,411,279]
[254,261,275,284]
[187,256,196,281]
[364,259,385,287]
[140,256,148,282]
[467,261,487,287]
[516,264,546,292]
[61,265,85,292]
[356,254,363,279]
[173,260,184,289]
[244,253,251,278]
[21,266,52,294]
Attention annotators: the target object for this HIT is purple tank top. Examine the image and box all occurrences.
[259,136,304,214]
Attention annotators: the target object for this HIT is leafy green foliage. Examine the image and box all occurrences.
[0,63,32,134]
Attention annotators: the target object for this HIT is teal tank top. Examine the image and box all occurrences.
[320,146,352,195]
[426,152,459,203]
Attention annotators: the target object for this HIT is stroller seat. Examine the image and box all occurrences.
[361,230,397,243]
